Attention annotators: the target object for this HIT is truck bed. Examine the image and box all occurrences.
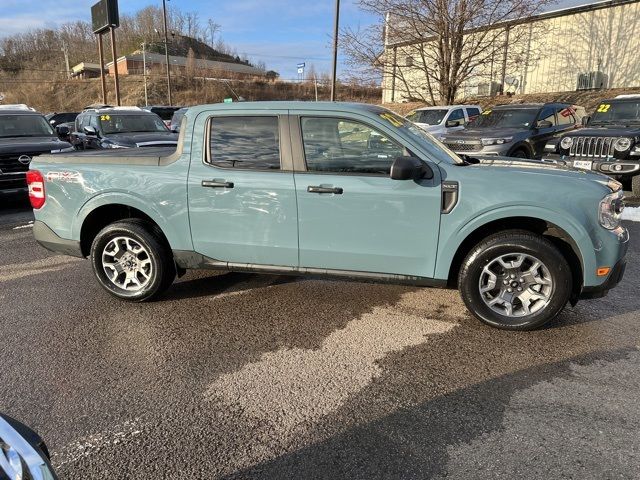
[37,147,179,166]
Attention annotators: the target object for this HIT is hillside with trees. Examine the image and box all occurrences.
[0,5,254,77]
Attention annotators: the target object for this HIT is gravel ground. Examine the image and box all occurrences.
[0,200,638,479]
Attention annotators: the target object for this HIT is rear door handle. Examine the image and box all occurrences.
[307,185,343,194]
[202,180,234,188]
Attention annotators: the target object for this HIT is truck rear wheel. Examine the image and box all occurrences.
[90,220,175,301]
[458,230,572,331]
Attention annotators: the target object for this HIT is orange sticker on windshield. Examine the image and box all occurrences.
[100,115,111,121]
[482,109,492,115]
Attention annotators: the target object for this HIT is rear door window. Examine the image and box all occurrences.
[557,106,576,126]
[207,116,281,170]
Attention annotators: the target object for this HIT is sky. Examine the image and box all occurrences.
[0,0,601,79]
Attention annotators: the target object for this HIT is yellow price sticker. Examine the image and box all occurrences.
[482,109,492,115]
[379,112,403,128]
[596,104,611,113]
[100,115,111,121]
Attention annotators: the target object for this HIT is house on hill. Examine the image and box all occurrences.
[105,52,266,78]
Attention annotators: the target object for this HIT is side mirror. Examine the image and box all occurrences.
[446,119,463,128]
[56,125,70,137]
[536,120,553,129]
[83,126,97,136]
[390,156,434,181]
[582,115,591,127]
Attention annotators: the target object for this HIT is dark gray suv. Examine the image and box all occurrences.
[441,103,583,159]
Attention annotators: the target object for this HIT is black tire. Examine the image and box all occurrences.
[632,175,640,198]
[458,230,572,331]
[90,219,176,301]
[510,148,529,159]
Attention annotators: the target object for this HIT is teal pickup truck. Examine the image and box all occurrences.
[28,102,629,330]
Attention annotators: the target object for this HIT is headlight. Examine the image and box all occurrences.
[481,137,513,146]
[50,146,75,153]
[560,137,574,150]
[101,141,129,149]
[599,190,625,230]
[614,137,632,152]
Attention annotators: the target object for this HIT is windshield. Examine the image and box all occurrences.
[406,109,448,125]
[376,109,464,165]
[473,109,537,129]
[591,101,640,125]
[99,114,168,134]
[0,114,55,138]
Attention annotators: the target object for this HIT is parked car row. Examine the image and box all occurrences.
[407,95,640,195]
[0,102,185,197]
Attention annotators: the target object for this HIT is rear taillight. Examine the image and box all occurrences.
[26,170,46,209]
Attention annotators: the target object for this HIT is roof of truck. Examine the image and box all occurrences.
[186,101,390,114]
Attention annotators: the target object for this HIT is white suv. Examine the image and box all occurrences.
[406,105,482,138]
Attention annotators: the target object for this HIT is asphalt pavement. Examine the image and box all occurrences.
[0,199,639,479]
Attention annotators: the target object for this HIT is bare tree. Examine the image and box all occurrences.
[343,0,555,104]
[185,12,201,40]
[207,19,221,47]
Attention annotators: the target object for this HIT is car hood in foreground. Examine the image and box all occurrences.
[0,136,73,155]
[465,155,612,187]
[560,126,640,137]
[444,127,527,140]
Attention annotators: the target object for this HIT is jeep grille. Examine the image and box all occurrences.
[569,136,617,158]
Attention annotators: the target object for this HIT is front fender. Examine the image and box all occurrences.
[434,204,595,283]
[73,191,190,251]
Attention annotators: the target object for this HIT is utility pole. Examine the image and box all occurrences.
[142,42,149,107]
[330,0,340,101]
[162,0,173,105]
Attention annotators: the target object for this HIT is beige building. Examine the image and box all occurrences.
[382,0,640,103]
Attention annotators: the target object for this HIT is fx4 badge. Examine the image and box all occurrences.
[46,171,81,183]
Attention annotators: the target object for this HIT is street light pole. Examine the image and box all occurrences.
[162,0,173,105]
[330,0,340,101]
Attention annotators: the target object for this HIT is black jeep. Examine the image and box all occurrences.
[545,95,640,195]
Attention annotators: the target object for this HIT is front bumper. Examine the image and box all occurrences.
[33,220,84,258]
[579,256,627,300]
[544,154,640,177]
[0,171,27,195]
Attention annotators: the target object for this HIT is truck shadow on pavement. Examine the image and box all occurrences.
[224,347,639,480]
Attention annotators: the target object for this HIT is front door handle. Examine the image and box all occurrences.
[202,180,234,188]
[307,185,343,194]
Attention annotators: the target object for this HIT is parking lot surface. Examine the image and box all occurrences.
[1,201,639,479]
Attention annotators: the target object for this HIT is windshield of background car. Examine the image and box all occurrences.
[591,101,640,125]
[99,114,169,134]
[473,108,538,129]
[406,109,448,125]
[0,114,55,138]
[376,109,464,165]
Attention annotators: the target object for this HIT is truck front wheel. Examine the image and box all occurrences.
[458,231,572,330]
[90,220,176,301]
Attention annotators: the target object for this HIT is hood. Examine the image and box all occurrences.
[104,131,179,147]
[562,126,640,137]
[444,127,526,140]
[467,155,610,186]
[416,123,445,133]
[0,136,73,155]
